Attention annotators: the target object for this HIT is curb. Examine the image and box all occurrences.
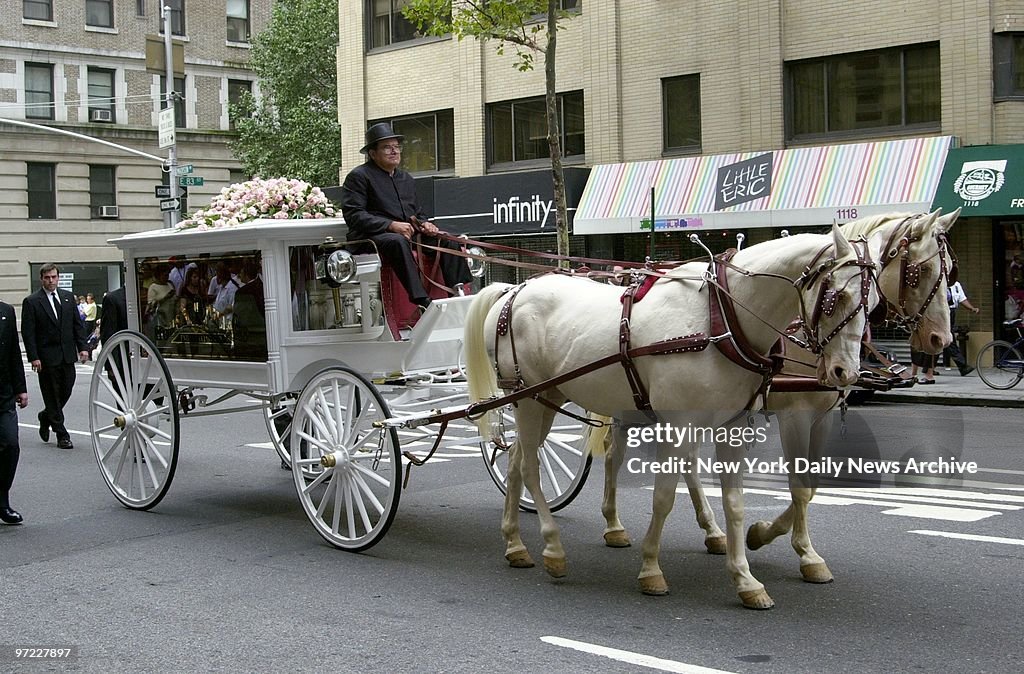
[872,392,1024,408]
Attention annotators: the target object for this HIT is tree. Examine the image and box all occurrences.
[230,0,340,188]
[404,0,580,263]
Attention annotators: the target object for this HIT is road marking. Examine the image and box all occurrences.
[909,530,1024,546]
[541,636,736,674]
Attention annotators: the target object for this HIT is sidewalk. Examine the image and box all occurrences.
[871,367,1024,408]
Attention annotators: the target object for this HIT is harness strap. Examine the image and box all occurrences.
[709,251,782,377]
[494,285,524,390]
[619,279,654,410]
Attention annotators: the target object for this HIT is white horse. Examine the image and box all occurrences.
[464,225,873,609]
[594,210,959,592]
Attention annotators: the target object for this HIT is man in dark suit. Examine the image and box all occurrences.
[99,286,128,344]
[231,259,266,361]
[21,264,89,449]
[0,298,28,524]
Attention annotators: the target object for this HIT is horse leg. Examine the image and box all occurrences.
[790,414,833,583]
[511,399,567,577]
[601,430,632,548]
[637,443,684,596]
[681,443,727,554]
[716,438,774,610]
[746,411,805,551]
[501,438,535,569]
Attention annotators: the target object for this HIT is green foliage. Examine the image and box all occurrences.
[404,0,575,72]
[230,0,340,187]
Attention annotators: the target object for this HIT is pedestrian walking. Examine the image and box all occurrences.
[0,298,28,524]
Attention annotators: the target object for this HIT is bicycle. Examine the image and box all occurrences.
[976,319,1024,389]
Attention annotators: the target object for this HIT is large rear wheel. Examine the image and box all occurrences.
[89,331,179,510]
[291,367,401,551]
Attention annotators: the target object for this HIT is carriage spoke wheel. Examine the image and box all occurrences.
[480,405,593,513]
[976,340,1024,390]
[291,367,401,551]
[264,394,296,467]
[89,330,179,510]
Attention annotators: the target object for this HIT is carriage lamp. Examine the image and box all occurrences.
[316,249,357,287]
[465,244,488,278]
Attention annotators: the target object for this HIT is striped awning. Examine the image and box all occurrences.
[574,136,955,233]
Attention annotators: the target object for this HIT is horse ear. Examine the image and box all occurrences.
[910,209,939,240]
[935,206,960,234]
[831,223,854,259]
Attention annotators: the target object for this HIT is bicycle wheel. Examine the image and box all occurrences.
[976,340,1024,390]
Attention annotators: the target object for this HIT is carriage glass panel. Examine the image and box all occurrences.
[287,244,383,332]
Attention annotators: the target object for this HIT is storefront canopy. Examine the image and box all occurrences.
[931,144,1024,217]
[574,136,955,234]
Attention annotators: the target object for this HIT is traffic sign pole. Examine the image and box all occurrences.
[163,5,179,227]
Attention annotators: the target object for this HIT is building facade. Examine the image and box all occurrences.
[1,0,270,308]
[337,0,1024,358]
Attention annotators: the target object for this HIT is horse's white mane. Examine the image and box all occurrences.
[841,212,916,239]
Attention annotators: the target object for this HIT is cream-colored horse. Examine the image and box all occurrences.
[595,210,958,596]
[464,226,873,609]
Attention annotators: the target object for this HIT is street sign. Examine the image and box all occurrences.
[159,198,180,212]
[179,176,204,187]
[155,185,171,198]
[175,164,193,176]
[158,108,175,149]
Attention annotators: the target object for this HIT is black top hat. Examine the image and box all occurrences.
[360,122,404,154]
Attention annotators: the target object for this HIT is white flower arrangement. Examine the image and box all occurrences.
[175,177,337,231]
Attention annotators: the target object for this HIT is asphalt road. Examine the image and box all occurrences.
[2,362,1023,673]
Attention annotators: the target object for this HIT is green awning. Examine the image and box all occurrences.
[931,144,1024,217]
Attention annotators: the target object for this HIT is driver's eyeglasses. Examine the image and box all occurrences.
[378,144,402,154]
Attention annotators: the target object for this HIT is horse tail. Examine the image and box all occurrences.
[585,415,614,457]
[463,282,513,437]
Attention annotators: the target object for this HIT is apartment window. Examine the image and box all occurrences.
[159,0,185,36]
[86,0,113,28]
[27,163,56,220]
[488,91,585,168]
[227,79,252,129]
[89,165,116,219]
[369,110,454,173]
[88,67,116,122]
[994,33,1024,98]
[136,0,146,17]
[786,43,940,141]
[367,0,418,50]
[23,0,52,21]
[662,74,701,153]
[161,75,186,127]
[560,0,580,9]
[25,63,54,120]
[227,0,249,42]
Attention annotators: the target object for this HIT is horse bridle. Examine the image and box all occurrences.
[872,215,958,333]
[791,238,877,355]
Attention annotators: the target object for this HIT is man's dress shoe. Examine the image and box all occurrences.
[0,507,23,525]
[57,438,74,449]
[38,417,49,443]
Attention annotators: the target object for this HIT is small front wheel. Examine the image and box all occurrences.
[976,340,1024,390]
[291,367,401,551]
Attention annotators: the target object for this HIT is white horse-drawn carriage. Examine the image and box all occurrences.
[90,219,591,551]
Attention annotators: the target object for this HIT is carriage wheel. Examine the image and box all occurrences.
[976,340,1024,390]
[89,330,179,510]
[264,394,296,467]
[291,366,401,551]
[480,404,593,513]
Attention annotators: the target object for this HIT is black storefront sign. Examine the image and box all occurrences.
[714,153,773,211]
[432,167,590,236]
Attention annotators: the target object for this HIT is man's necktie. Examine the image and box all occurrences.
[51,292,61,320]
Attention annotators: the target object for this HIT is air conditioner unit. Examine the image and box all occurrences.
[90,109,113,123]
[99,205,119,218]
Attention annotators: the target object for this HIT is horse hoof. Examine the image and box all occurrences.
[704,535,727,555]
[738,589,775,610]
[800,562,834,584]
[543,555,567,578]
[745,522,770,551]
[639,575,669,596]
[506,549,535,568]
[604,530,632,548]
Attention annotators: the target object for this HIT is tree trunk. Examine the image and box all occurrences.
[546,0,569,266]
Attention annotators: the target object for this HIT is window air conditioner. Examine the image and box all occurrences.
[99,205,119,218]
[90,109,113,123]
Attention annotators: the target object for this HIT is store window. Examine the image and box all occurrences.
[367,0,417,50]
[25,63,54,120]
[24,0,52,21]
[227,0,249,42]
[487,91,585,169]
[1003,223,1024,331]
[662,74,701,154]
[368,110,454,173]
[27,162,56,220]
[786,43,940,141]
[86,0,113,28]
